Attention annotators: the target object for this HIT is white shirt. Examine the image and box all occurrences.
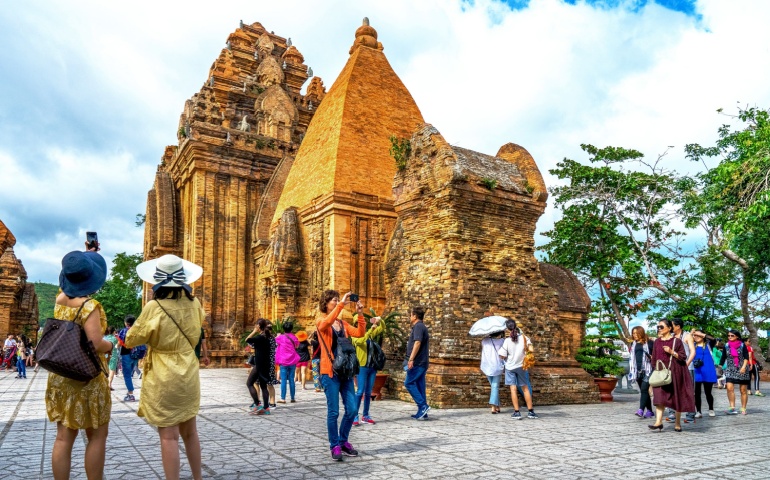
[4,339,16,348]
[498,335,531,370]
[480,338,505,376]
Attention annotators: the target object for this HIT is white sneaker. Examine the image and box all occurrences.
[694,412,703,419]
[708,410,716,417]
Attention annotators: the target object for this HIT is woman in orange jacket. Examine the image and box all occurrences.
[315,290,366,461]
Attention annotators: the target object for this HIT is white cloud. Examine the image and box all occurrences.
[2,0,770,284]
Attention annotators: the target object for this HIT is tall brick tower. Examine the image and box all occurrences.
[143,22,323,359]
[260,18,424,321]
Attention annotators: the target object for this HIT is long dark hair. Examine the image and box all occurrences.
[506,319,519,342]
[154,286,194,301]
[257,318,272,338]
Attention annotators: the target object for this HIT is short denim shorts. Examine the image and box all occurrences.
[505,367,528,387]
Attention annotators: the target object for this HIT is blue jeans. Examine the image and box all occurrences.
[355,366,377,417]
[280,365,297,400]
[404,365,428,409]
[16,357,26,377]
[121,355,138,392]
[320,374,357,449]
[487,374,501,406]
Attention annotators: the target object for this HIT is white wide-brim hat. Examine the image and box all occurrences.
[136,254,203,287]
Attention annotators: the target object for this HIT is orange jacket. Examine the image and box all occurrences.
[315,302,366,378]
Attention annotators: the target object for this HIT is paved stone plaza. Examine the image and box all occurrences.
[1,367,769,479]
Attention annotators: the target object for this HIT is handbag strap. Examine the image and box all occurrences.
[667,337,677,369]
[154,300,195,350]
[75,299,108,378]
[74,298,91,324]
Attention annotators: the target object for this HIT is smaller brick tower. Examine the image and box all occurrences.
[384,125,598,407]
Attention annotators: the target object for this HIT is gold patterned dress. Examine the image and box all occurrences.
[45,300,111,430]
[125,297,204,427]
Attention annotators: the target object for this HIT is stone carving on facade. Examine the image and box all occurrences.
[237,115,251,132]
[255,55,284,87]
[254,86,297,142]
[256,34,274,55]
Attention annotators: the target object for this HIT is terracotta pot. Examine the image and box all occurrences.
[594,377,618,402]
[371,373,390,400]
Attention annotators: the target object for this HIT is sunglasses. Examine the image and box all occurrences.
[727,334,736,337]
[656,325,666,330]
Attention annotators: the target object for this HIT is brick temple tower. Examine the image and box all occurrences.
[143,22,324,357]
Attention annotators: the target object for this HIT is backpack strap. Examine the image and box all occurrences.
[317,327,335,366]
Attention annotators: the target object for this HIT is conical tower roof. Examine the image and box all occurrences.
[273,19,424,223]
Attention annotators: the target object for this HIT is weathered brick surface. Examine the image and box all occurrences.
[0,220,39,342]
[383,125,598,407]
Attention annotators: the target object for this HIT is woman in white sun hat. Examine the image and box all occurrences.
[128,254,205,480]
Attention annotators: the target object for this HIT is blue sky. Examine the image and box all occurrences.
[1,0,770,285]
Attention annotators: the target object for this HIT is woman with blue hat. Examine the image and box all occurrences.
[128,254,206,480]
[48,249,115,479]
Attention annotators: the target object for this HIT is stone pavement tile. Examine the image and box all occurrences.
[3,368,770,479]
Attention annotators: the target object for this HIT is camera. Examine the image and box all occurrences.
[86,231,98,250]
[349,293,359,302]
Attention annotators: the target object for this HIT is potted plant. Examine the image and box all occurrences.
[361,309,407,400]
[576,335,625,402]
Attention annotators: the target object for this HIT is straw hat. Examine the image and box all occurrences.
[59,251,107,297]
[136,254,202,292]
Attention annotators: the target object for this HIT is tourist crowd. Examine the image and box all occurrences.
[5,245,764,479]
[626,319,762,433]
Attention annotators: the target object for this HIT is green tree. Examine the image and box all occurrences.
[682,106,770,365]
[93,252,143,329]
[34,281,59,325]
[540,144,685,340]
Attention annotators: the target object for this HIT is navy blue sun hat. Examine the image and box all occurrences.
[58,251,107,297]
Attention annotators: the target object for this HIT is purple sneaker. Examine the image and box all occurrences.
[331,446,343,461]
[643,409,654,419]
[341,441,359,457]
[635,409,644,417]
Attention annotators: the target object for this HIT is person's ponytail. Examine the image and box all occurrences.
[506,319,519,342]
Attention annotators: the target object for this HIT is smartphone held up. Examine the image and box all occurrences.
[86,231,99,251]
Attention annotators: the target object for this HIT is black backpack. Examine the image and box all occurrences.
[366,339,386,371]
[319,329,359,380]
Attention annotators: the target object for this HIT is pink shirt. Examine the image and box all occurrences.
[275,333,300,366]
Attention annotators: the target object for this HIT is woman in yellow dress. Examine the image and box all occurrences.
[47,250,114,480]
[128,254,206,480]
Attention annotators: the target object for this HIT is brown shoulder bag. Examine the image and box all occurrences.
[35,299,107,382]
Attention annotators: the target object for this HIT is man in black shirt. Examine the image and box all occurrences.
[404,306,430,419]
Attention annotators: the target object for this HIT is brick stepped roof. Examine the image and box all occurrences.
[272,19,424,223]
[539,263,591,313]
